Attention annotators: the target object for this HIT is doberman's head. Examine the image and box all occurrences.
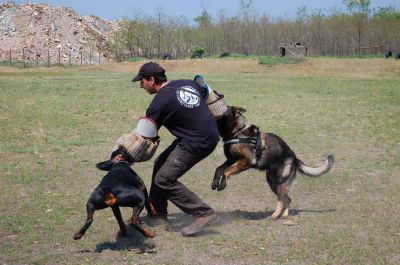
[110,145,134,163]
[216,106,247,140]
[96,145,133,171]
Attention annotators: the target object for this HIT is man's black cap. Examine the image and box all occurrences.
[132,62,166,82]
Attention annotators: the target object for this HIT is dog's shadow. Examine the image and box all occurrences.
[220,208,337,223]
[94,224,156,253]
[166,207,337,232]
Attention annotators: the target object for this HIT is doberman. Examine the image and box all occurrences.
[73,146,155,240]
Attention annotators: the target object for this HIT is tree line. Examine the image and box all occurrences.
[107,0,400,59]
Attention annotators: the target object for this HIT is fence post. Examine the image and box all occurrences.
[36,52,38,67]
[58,48,61,67]
[47,49,50,67]
[9,49,12,66]
[23,47,26,68]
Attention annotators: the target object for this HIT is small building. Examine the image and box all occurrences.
[279,42,307,57]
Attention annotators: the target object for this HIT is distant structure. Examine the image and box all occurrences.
[163,53,172,60]
[279,42,307,57]
[354,45,384,55]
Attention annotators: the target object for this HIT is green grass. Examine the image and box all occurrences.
[258,55,305,66]
[205,53,306,67]
[1,59,399,264]
[309,54,387,59]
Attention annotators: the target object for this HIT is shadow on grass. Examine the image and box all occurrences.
[166,207,337,232]
[88,208,337,243]
[94,224,156,253]
[217,208,336,223]
[221,208,336,221]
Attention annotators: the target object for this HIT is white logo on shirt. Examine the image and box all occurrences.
[176,86,200,108]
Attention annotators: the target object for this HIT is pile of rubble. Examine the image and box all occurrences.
[0,1,120,64]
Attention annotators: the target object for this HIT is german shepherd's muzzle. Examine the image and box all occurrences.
[213,106,334,220]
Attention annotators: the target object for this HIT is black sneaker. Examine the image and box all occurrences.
[181,212,219,236]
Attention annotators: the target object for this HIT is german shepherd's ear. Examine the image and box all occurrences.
[233,106,246,118]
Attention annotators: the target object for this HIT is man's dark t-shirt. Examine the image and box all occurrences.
[146,80,219,154]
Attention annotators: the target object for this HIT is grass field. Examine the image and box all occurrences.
[0,58,399,265]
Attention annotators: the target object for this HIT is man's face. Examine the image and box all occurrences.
[140,77,157,94]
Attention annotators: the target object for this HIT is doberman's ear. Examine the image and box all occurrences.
[236,107,246,114]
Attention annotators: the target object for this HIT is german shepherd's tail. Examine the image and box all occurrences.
[297,155,334,177]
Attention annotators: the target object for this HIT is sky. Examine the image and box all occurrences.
[8,0,400,21]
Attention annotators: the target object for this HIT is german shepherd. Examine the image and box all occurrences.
[213,106,334,220]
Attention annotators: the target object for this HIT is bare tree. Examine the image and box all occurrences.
[110,1,400,59]
[344,0,371,53]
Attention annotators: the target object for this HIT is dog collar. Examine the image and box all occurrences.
[224,137,257,146]
[115,160,131,165]
[230,124,250,139]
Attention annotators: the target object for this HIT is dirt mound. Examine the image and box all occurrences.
[0,1,119,64]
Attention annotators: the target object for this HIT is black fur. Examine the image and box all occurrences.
[73,147,155,240]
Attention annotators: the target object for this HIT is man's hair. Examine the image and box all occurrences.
[144,74,167,84]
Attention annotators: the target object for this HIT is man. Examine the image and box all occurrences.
[132,62,219,236]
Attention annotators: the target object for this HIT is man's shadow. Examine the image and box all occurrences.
[89,207,337,246]
[94,224,156,253]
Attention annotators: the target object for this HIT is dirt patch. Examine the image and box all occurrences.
[53,57,400,79]
[1,58,399,80]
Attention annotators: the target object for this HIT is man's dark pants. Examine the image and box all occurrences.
[149,139,214,218]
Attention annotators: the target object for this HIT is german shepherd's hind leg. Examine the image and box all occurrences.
[281,193,292,219]
[268,184,291,220]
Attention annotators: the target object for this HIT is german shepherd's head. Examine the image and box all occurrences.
[216,106,247,140]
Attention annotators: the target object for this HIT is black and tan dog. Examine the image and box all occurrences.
[213,106,334,220]
[73,146,155,240]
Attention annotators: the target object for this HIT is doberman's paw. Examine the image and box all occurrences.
[73,232,83,240]
[144,231,156,238]
[116,230,127,239]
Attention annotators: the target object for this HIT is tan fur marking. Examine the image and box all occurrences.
[282,208,289,219]
[224,159,251,179]
[282,158,292,178]
[104,191,117,207]
[270,201,283,220]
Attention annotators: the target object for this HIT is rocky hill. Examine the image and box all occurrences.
[0,1,119,64]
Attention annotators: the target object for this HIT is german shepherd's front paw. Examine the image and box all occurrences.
[211,175,221,190]
[212,175,227,191]
[211,181,218,190]
[217,177,227,191]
